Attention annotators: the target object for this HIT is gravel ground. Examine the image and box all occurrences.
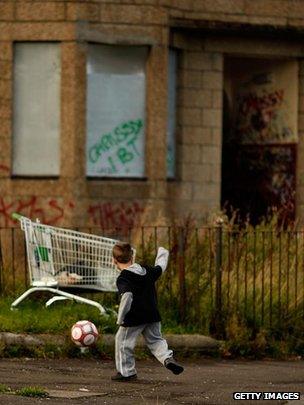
[0,358,303,404]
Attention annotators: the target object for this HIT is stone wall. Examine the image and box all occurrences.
[0,0,304,228]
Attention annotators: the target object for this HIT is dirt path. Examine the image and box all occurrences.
[0,358,303,404]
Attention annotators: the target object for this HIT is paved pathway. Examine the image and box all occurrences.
[0,358,303,404]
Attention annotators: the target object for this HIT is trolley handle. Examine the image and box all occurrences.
[12,212,23,221]
[12,212,27,231]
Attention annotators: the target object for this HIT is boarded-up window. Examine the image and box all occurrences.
[13,43,61,176]
[86,44,148,178]
[167,48,177,179]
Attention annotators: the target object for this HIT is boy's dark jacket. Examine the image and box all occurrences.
[116,264,162,327]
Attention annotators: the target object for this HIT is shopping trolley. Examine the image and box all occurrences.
[10,214,130,315]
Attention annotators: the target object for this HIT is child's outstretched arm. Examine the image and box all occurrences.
[117,292,133,325]
[154,247,169,272]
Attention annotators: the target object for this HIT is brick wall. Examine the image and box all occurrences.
[0,0,303,228]
[173,42,223,219]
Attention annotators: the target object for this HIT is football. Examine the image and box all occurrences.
[71,320,99,347]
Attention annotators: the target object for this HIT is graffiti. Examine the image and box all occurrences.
[236,88,294,144]
[88,119,144,176]
[0,197,74,227]
[237,89,294,143]
[238,89,284,118]
[88,201,144,229]
[0,164,9,173]
[0,198,144,229]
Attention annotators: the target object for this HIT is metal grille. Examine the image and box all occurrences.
[21,216,121,292]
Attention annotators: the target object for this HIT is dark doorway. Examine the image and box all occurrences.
[221,57,297,224]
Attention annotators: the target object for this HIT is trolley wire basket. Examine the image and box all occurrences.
[10,214,130,314]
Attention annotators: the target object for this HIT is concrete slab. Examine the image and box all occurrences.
[47,389,108,399]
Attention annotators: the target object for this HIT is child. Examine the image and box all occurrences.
[111,242,184,381]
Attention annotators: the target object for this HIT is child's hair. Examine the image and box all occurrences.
[113,242,133,264]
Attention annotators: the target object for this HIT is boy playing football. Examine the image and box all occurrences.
[111,242,184,381]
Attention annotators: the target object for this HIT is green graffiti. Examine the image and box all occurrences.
[117,148,134,164]
[89,119,143,164]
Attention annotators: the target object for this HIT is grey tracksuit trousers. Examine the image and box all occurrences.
[115,321,173,377]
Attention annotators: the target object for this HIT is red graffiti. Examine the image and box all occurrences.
[0,164,9,172]
[88,201,144,229]
[239,89,284,117]
[0,197,74,227]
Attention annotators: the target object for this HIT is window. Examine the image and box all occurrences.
[13,43,61,176]
[86,44,148,178]
[167,48,177,179]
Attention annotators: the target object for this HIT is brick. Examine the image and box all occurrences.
[211,128,222,146]
[195,0,245,14]
[181,144,201,163]
[212,90,222,108]
[0,80,12,99]
[200,145,221,164]
[0,102,11,119]
[67,3,100,22]
[287,18,304,28]
[0,136,10,155]
[160,0,194,9]
[205,36,302,57]
[212,53,223,71]
[0,42,12,61]
[187,52,214,71]
[0,60,11,79]
[8,23,75,41]
[167,182,193,200]
[16,2,65,21]
[100,4,167,25]
[181,127,213,145]
[178,107,201,126]
[87,182,151,199]
[151,180,168,199]
[172,32,203,51]
[247,16,287,26]
[202,109,222,128]
[184,10,249,24]
[82,23,162,46]
[167,8,184,18]
[209,163,221,182]
[178,69,201,88]
[192,183,219,201]
[0,2,14,21]
[102,0,157,4]
[202,71,223,90]
[0,118,11,137]
[0,164,10,178]
[181,163,208,182]
[178,89,212,108]
[244,0,288,17]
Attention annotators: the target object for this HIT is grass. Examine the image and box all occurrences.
[0,384,11,394]
[0,295,196,335]
[1,213,304,358]
[15,386,48,398]
[0,384,48,398]
[0,295,118,334]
